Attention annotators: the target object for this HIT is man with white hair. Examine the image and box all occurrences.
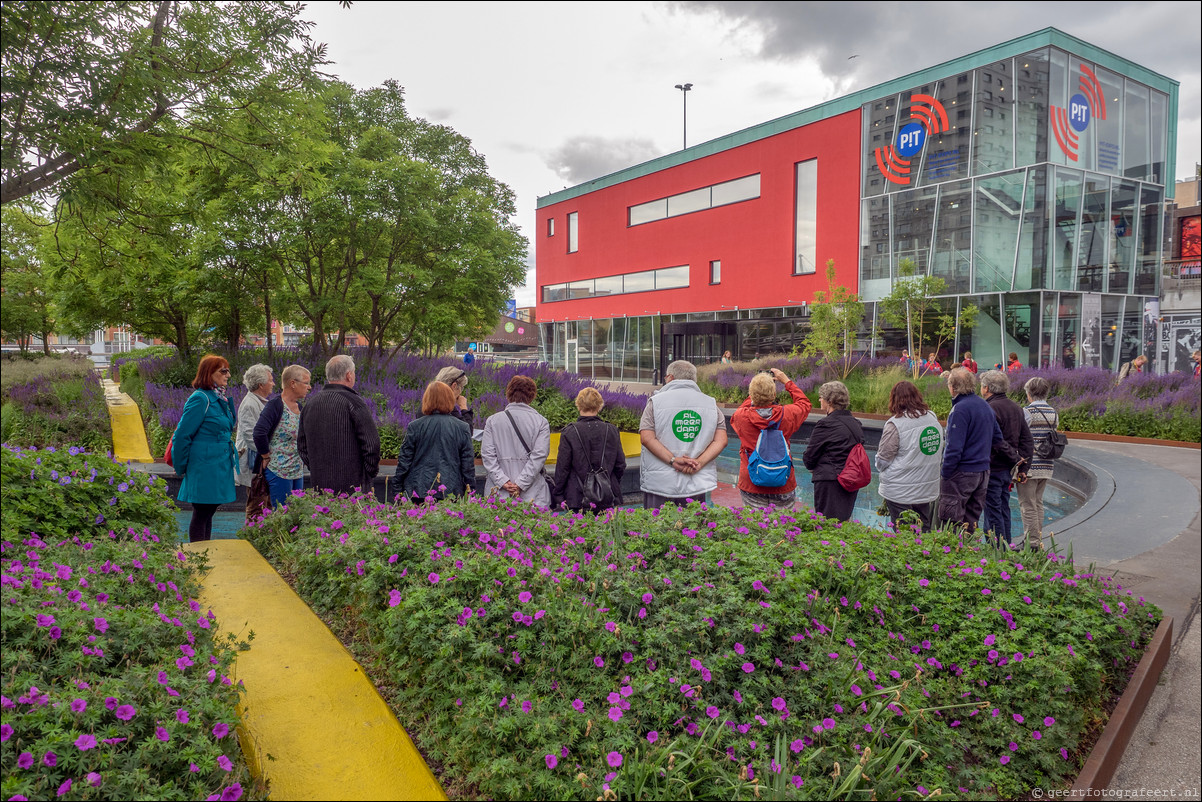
[639,360,727,509]
[979,370,1033,547]
[297,354,380,496]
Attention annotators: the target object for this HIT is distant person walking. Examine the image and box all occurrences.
[939,367,1005,535]
[922,353,942,376]
[235,364,274,489]
[979,370,1033,547]
[875,381,943,532]
[1192,350,1201,379]
[174,355,238,542]
[1117,354,1147,381]
[802,381,863,522]
[1007,352,1023,373]
[253,364,312,508]
[961,352,978,374]
[731,367,811,510]
[297,354,380,496]
[482,375,552,506]
[552,387,626,512]
[395,381,475,502]
[1019,376,1060,550]
[639,360,727,509]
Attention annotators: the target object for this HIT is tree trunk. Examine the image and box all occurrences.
[263,288,274,358]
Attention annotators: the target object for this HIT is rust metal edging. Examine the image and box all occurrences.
[1070,616,1175,796]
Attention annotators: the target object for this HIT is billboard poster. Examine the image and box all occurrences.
[1080,293,1103,369]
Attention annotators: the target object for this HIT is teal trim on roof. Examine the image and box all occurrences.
[538,27,1179,208]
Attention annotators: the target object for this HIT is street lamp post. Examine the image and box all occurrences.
[674,83,692,149]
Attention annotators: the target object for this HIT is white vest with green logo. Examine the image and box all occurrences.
[640,380,721,499]
[878,411,943,504]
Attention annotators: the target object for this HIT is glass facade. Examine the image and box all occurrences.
[538,36,1174,383]
[858,46,1168,370]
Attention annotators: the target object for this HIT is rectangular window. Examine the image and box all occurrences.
[594,275,623,296]
[711,174,760,207]
[710,260,721,284]
[628,175,759,226]
[629,199,667,226]
[656,265,690,290]
[667,187,711,217]
[547,217,555,237]
[568,212,578,253]
[794,159,818,275]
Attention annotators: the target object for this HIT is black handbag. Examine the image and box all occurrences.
[245,470,271,523]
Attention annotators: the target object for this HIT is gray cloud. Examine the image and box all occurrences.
[669,2,1201,118]
[547,136,664,185]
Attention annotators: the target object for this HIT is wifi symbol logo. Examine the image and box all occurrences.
[1051,65,1108,161]
[874,94,950,186]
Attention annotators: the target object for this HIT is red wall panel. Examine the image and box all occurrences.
[536,109,863,321]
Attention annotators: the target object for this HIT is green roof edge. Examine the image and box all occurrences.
[537,27,1180,209]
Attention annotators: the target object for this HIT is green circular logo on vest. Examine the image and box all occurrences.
[919,426,942,456]
[672,410,704,442]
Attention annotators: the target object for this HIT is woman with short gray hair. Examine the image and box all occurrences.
[235,364,274,488]
[1019,376,1059,550]
[432,365,474,430]
[802,380,863,521]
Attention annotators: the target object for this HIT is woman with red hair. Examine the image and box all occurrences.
[173,355,238,541]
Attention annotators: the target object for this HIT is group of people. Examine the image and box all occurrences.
[646,358,1058,549]
[172,354,630,542]
[172,351,1070,547]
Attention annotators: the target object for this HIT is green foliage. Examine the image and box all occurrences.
[0,205,57,350]
[878,260,978,379]
[801,260,866,380]
[2,370,112,453]
[245,492,1159,800]
[0,446,257,800]
[1,0,324,205]
[0,354,94,395]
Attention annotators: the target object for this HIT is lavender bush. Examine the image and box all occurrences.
[120,349,648,459]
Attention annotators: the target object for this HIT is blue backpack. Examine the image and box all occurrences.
[746,421,792,488]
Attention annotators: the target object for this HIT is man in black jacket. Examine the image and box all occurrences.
[297,355,380,496]
[979,370,1033,547]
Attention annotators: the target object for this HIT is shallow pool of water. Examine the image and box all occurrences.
[716,441,1081,531]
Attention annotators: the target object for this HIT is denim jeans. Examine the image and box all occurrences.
[264,468,304,508]
[982,471,1014,545]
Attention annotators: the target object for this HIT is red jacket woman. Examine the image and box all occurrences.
[730,368,811,508]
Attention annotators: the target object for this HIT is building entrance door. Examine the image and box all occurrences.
[566,339,579,375]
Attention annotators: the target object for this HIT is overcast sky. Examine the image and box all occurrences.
[301,1,1202,306]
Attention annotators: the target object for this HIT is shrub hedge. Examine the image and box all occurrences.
[245,490,1159,800]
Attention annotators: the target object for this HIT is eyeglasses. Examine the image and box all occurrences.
[218,368,231,375]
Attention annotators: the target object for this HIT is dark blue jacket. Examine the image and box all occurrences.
[941,393,1004,478]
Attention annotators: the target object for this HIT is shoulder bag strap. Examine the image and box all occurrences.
[503,409,532,454]
[834,414,863,444]
[569,424,599,472]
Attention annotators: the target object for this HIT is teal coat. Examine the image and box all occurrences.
[175,389,237,505]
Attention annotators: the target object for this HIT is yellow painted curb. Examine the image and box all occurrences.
[545,430,642,465]
[184,540,446,802]
[101,379,154,463]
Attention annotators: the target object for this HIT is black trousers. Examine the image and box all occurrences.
[812,481,857,522]
[189,503,219,542]
[885,499,934,532]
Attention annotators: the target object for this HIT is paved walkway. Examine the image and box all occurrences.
[183,539,445,801]
[101,378,153,463]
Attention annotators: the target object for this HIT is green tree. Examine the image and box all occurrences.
[801,259,867,380]
[258,81,527,361]
[878,258,978,378]
[0,205,57,352]
[1,1,326,205]
[49,129,217,357]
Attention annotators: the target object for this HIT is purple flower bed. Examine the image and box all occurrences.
[244,490,1160,800]
[0,445,255,800]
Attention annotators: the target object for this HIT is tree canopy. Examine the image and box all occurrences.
[1,0,325,205]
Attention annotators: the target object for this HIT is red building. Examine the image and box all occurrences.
[536,28,1181,381]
